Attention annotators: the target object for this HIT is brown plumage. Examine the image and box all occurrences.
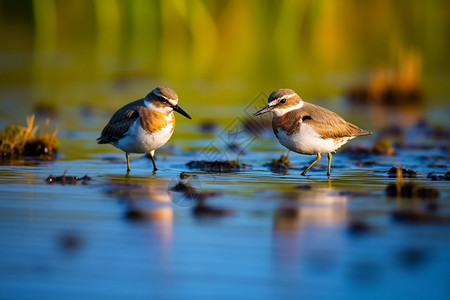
[254,88,372,177]
[97,99,144,144]
[272,102,371,139]
[140,108,175,134]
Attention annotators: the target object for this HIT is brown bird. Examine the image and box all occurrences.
[97,87,191,173]
[254,89,371,176]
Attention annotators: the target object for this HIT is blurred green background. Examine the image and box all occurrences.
[0,0,449,131]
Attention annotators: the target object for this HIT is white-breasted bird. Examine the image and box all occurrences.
[254,89,371,176]
[97,86,191,173]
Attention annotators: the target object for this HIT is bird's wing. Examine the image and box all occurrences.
[97,99,144,144]
[302,102,371,139]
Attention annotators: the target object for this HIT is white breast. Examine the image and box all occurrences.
[276,123,352,155]
[114,118,174,154]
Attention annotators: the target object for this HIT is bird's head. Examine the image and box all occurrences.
[145,86,191,119]
[253,89,303,117]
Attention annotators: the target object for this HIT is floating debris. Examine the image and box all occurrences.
[58,231,84,252]
[193,193,232,218]
[348,220,376,235]
[427,171,450,181]
[179,171,196,180]
[343,139,397,156]
[169,181,199,197]
[296,185,312,190]
[45,174,92,185]
[396,247,429,269]
[338,190,373,197]
[386,183,439,199]
[386,165,439,199]
[0,115,58,159]
[387,166,417,178]
[264,152,291,173]
[416,187,440,199]
[424,203,439,212]
[186,159,251,172]
[359,160,377,167]
[125,208,149,221]
[391,210,450,224]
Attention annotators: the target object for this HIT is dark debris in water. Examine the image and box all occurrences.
[193,193,233,218]
[348,220,377,235]
[343,139,397,156]
[179,171,197,180]
[45,174,92,185]
[125,208,149,221]
[169,173,229,217]
[396,247,429,269]
[386,183,439,199]
[427,171,450,181]
[186,160,251,172]
[169,181,198,197]
[387,167,417,178]
[391,210,450,224]
[358,160,377,167]
[296,185,312,190]
[338,190,373,197]
[264,152,292,173]
[58,231,84,252]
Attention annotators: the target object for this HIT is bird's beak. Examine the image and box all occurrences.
[253,105,272,116]
[173,104,192,119]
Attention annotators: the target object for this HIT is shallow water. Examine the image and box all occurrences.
[1,104,449,299]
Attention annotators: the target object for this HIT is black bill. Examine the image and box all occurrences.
[173,104,192,119]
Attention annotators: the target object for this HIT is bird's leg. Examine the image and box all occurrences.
[327,152,332,177]
[149,150,158,172]
[301,153,321,176]
[126,153,131,172]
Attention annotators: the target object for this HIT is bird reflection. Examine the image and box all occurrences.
[272,186,348,275]
[274,186,348,232]
[104,175,173,274]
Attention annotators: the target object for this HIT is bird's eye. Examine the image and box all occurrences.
[302,115,312,121]
[280,99,286,104]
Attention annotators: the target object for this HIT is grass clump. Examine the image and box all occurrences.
[264,152,292,173]
[0,115,58,159]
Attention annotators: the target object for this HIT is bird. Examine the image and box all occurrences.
[254,88,371,177]
[97,86,191,173]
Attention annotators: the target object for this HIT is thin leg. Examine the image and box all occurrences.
[149,150,158,172]
[126,153,131,172]
[327,152,332,177]
[301,153,321,176]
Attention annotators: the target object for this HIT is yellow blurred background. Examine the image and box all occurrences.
[0,0,449,125]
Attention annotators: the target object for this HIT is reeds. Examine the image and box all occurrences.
[0,115,59,159]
